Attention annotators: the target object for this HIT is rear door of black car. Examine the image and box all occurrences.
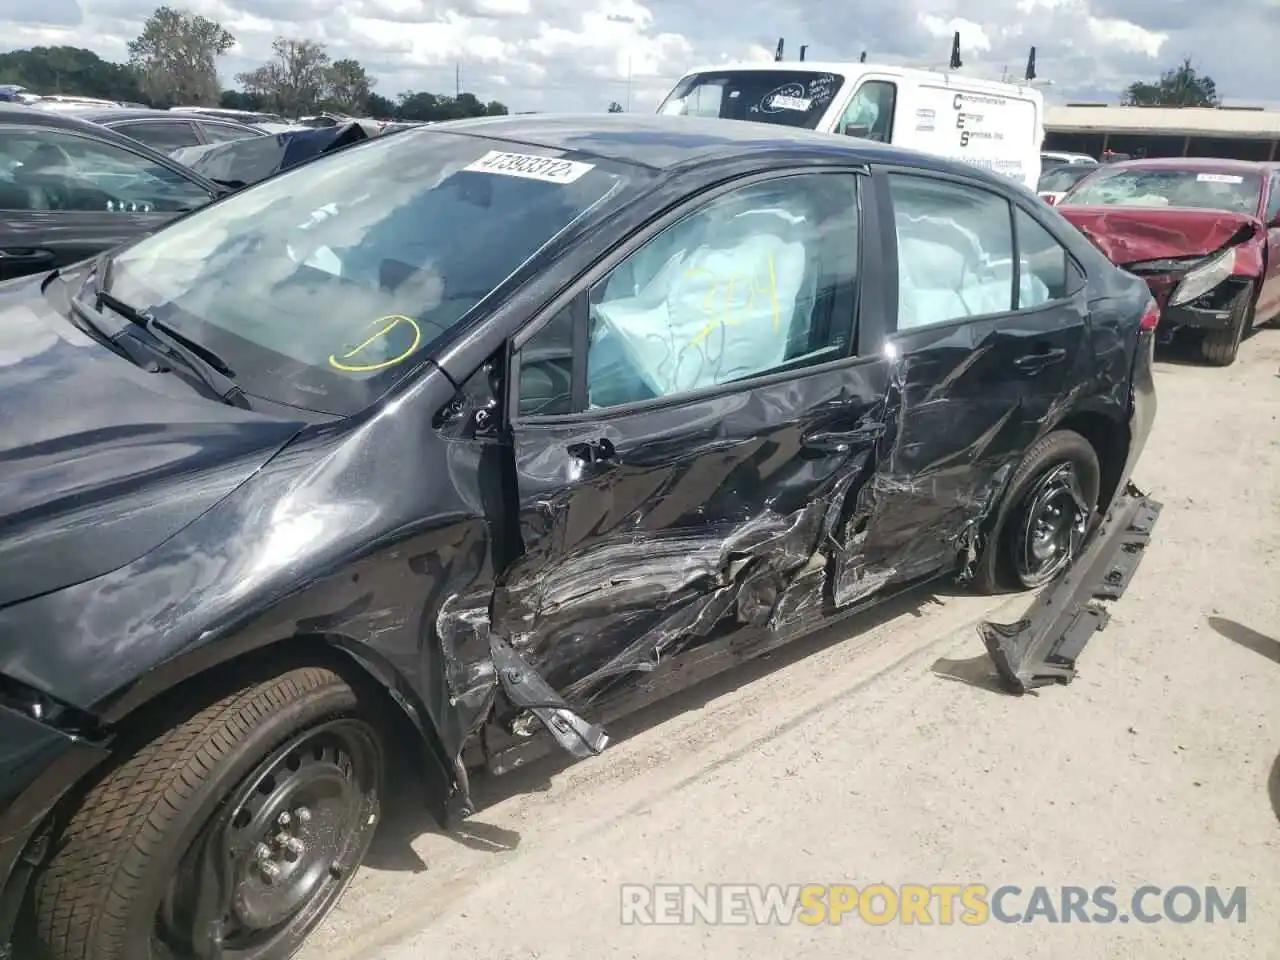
[495,167,893,710]
[0,122,215,280]
[845,164,1092,584]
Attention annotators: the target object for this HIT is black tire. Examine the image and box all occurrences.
[31,666,383,960]
[1199,283,1255,367]
[971,429,1101,595]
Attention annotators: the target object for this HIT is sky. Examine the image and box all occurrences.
[0,0,1277,113]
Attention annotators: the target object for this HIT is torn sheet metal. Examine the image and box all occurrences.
[979,483,1162,694]
[466,323,1069,759]
[489,635,608,756]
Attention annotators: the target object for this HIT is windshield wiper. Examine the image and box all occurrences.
[93,289,249,408]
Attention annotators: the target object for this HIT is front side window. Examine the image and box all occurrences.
[1037,165,1095,194]
[0,127,211,213]
[1061,167,1263,214]
[1264,177,1280,224]
[518,173,860,414]
[889,174,1016,330]
[105,132,638,415]
[836,81,896,142]
[657,70,844,131]
[114,119,202,152]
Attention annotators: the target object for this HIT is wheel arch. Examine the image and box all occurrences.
[97,634,457,828]
[1053,406,1129,514]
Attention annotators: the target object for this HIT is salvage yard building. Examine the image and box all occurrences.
[1043,103,1280,161]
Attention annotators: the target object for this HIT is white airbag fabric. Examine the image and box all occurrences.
[592,232,807,397]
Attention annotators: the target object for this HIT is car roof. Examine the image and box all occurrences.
[0,101,133,134]
[47,106,258,126]
[1101,156,1279,175]
[424,113,1022,188]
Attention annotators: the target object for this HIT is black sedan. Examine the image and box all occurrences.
[0,114,1161,960]
[55,106,268,153]
[0,104,223,281]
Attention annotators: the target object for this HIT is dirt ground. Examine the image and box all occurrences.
[301,327,1280,960]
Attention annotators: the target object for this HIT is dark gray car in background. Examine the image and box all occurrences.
[52,106,267,154]
[0,104,222,281]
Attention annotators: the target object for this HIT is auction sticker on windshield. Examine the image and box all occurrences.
[1197,173,1244,184]
[463,150,596,184]
[769,95,812,112]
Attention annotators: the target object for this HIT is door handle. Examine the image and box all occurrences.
[566,437,616,464]
[801,423,886,455]
[1013,346,1067,372]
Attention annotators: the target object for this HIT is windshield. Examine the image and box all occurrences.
[657,70,843,130]
[1061,167,1263,214]
[1038,165,1095,193]
[105,130,634,415]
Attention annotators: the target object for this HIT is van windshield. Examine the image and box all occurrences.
[657,70,844,130]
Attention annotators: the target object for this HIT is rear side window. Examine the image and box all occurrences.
[888,174,1016,330]
[1014,208,1073,304]
[113,119,202,152]
[198,121,259,144]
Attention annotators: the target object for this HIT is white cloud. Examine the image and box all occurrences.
[0,0,1272,112]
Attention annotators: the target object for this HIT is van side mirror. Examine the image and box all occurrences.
[841,122,871,139]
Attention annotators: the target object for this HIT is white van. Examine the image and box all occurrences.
[657,61,1046,191]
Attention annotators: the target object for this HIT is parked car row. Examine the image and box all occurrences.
[0,103,388,281]
[0,111,1163,960]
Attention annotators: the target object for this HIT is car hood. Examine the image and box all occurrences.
[1056,205,1264,265]
[0,275,306,609]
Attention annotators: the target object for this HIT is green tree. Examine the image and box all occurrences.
[607,100,624,112]
[367,91,397,118]
[236,38,331,118]
[127,6,235,107]
[219,89,270,111]
[392,90,507,122]
[0,46,146,102]
[1122,58,1220,108]
[324,58,375,114]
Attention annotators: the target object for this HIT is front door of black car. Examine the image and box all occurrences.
[495,169,892,709]
[843,167,1092,591]
[0,125,214,281]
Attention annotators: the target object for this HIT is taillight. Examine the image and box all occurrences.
[1139,301,1160,331]
[1044,195,1057,205]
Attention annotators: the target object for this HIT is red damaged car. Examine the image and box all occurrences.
[1056,158,1280,365]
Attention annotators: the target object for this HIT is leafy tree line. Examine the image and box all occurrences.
[1121,58,1220,108]
[0,5,508,121]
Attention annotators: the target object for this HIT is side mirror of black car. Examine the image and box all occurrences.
[433,358,503,440]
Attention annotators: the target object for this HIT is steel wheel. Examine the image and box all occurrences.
[154,718,380,959]
[1011,461,1089,588]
